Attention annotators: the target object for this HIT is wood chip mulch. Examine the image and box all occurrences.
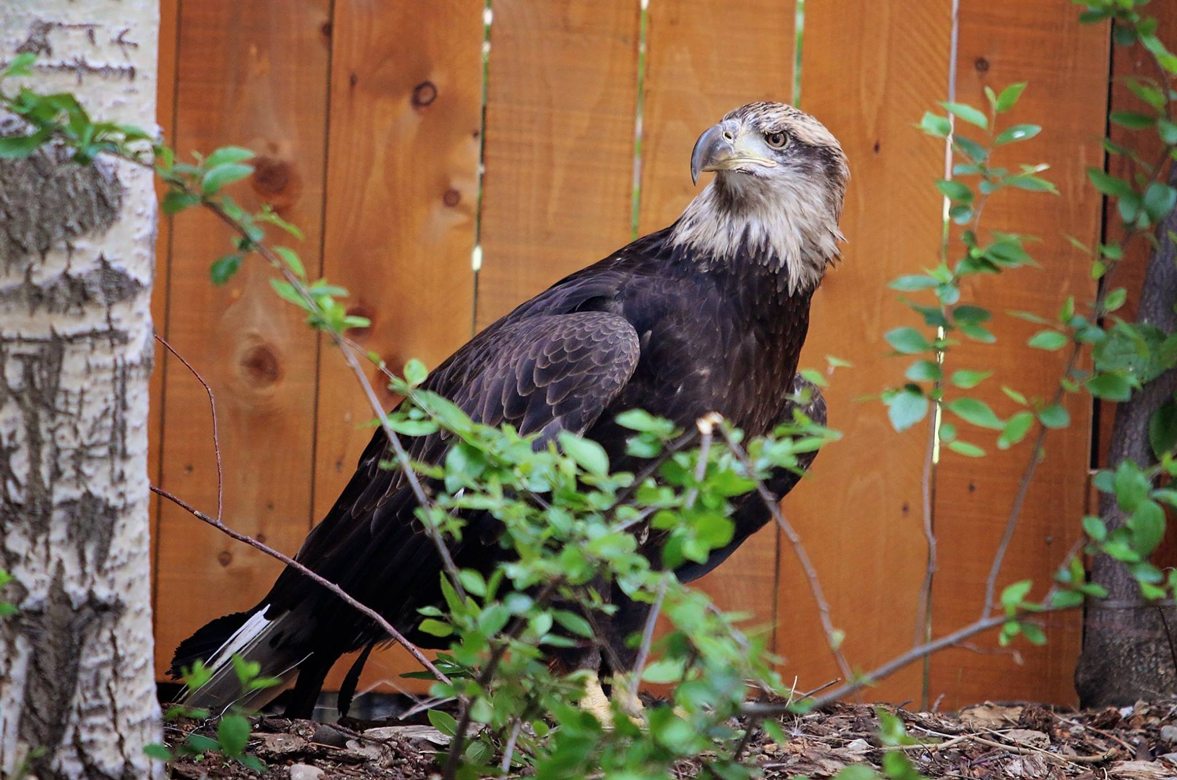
[164,698,1177,778]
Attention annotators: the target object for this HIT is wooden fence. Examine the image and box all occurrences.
[149,0,1176,709]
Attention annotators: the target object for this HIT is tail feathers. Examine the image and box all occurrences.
[172,606,306,715]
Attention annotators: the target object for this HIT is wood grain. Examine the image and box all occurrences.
[776,0,950,703]
[314,0,484,696]
[152,0,332,678]
[928,0,1109,708]
[475,0,641,329]
[638,0,796,636]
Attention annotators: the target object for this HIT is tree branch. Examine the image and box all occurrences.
[711,418,854,686]
[150,484,450,686]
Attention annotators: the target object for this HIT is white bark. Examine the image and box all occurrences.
[0,2,162,778]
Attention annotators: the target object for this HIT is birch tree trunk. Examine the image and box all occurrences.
[0,3,162,777]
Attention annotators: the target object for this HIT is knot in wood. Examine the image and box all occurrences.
[239,342,282,388]
[411,81,437,108]
[443,188,461,207]
[251,155,300,211]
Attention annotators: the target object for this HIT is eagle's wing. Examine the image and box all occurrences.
[267,311,641,613]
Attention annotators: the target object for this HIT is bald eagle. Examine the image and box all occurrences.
[172,102,849,717]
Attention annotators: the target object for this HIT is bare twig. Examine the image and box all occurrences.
[628,578,668,704]
[500,719,522,773]
[713,419,854,686]
[150,484,450,686]
[154,332,223,523]
[914,395,938,707]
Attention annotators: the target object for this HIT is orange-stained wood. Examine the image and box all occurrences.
[152,1,332,678]
[638,0,796,637]
[928,0,1109,708]
[777,0,950,703]
[150,0,180,633]
[475,0,641,329]
[314,0,484,696]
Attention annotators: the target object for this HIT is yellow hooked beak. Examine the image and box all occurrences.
[690,119,779,184]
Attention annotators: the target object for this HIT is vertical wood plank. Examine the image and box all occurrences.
[475,0,641,329]
[929,0,1108,708]
[777,0,950,701]
[153,1,332,678]
[638,0,795,628]
[314,0,484,695]
[149,0,179,630]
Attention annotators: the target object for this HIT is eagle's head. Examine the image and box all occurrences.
[670,102,849,294]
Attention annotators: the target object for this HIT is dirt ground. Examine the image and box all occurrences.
[165,698,1177,779]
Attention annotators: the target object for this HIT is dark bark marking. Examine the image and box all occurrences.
[0,136,123,266]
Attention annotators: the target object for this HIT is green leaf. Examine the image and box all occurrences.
[217,713,251,756]
[1086,372,1133,401]
[1037,403,1070,429]
[201,162,254,195]
[143,744,173,762]
[885,326,932,355]
[428,710,458,737]
[998,411,1035,449]
[161,189,200,214]
[210,254,243,285]
[273,246,305,278]
[186,734,220,754]
[0,129,51,158]
[559,432,609,476]
[1006,174,1056,193]
[1000,579,1033,613]
[1082,515,1107,543]
[403,358,428,386]
[889,274,940,291]
[994,124,1041,145]
[905,360,941,382]
[1128,501,1166,556]
[947,439,985,457]
[1028,329,1068,350]
[418,618,452,638]
[1087,168,1135,199]
[2,52,36,78]
[1103,287,1127,313]
[204,145,255,168]
[1109,111,1155,129]
[995,82,1027,113]
[642,658,686,684]
[936,179,973,202]
[886,387,928,432]
[1149,398,1177,459]
[947,397,1003,430]
[919,111,951,138]
[951,369,991,389]
[941,101,988,129]
[1114,461,1152,513]
[1143,182,1177,223]
[1002,385,1028,405]
[553,610,595,638]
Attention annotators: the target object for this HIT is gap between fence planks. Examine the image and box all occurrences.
[475,0,641,329]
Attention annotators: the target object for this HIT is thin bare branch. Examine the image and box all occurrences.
[712,419,854,686]
[150,484,450,686]
[629,578,667,704]
[154,332,223,523]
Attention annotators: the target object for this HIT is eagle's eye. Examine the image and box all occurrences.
[764,131,789,149]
